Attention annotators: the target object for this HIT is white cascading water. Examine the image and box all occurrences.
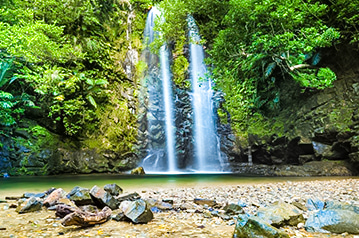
[187,15,228,172]
[142,7,177,172]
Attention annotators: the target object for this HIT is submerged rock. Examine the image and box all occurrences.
[121,199,153,224]
[233,214,289,238]
[257,201,304,227]
[305,209,359,234]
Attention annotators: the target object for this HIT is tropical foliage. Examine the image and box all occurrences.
[156,0,358,133]
[0,0,153,153]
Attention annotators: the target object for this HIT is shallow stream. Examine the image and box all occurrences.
[0,174,355,198]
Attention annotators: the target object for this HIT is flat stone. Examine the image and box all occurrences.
[194,198,216,207]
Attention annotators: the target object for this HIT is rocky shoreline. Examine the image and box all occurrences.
[0,178,358,237]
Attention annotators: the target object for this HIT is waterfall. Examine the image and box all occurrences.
[140,9,230,173]
[187,15,228,172]
[141,7,177,172]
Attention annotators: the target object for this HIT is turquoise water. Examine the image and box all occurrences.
[0,174,354,198]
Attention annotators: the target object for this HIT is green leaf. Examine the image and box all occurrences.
[94,79,108,85]
[86,78,94,86]
[87,95,97,108]
[0,91,14,99]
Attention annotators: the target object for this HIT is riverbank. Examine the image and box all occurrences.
[0,177,358,237]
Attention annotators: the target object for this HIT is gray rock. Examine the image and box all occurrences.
[233,214,289,238]
[223,203,244,215]
[257,201,304,227]
[305,209,359,234]
[121,199,153,224]
[67,186,93,206]
[17,197,42,214]
[104,184,123,196]
[89,185,119,210]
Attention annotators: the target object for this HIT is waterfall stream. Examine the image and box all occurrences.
[187,15,228,172]
[141,7,177,172]
[141,8,230,173]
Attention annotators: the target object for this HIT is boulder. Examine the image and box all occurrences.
[16,197,42,214]
[257,201,304,227]
[43,188,66,207]
[104,183,123,196]
[89,185,118,210]
[131,167,145,175]
[67,186,93,206]
[305,209,359,234]
[233,214,289,238]
[121,199,153,224]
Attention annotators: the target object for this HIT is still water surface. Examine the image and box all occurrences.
[0,174,354,198]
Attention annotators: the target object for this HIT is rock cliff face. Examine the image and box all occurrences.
[232,46,359,175]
